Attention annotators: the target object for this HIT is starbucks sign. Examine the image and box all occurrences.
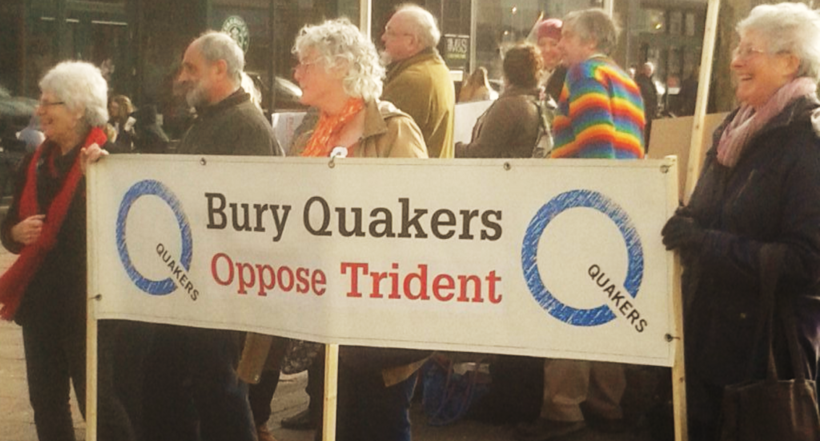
[222,15,250,53]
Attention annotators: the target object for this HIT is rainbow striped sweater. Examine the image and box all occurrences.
[551,56,645,159]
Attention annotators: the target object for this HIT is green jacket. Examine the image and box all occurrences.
[383,48,455,158]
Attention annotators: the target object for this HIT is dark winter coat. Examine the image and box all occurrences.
[635,73,658,120]
[683,95,820,391]
[0,140,113,330]
[176,89,282,156]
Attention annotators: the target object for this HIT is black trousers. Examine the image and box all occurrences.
[22,319,141,441]
[141,325,256,441]
[22,320,86,441]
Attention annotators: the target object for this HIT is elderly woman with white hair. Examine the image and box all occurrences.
[288,17,427,441]
[290,18,427,159]
[662,3,820,439]
[0,61,138,440]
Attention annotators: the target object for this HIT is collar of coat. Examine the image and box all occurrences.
[500,84,542,99]
[194,89,251,118]
[385,47,444,84]
[360,99,411,143]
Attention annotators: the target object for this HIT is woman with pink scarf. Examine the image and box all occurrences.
[661,3,820,439]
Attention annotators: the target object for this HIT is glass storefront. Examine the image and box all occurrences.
[4,0,716,131]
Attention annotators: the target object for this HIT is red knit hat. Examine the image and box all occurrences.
[536,18,562,41]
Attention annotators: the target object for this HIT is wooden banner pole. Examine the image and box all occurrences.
[665,156,689,441]
[671,253,688,441]
[684,0,721,203]
[86,167,100,441]
[322,344,340,441]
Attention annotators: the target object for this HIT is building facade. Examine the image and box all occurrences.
[0,0,709,125]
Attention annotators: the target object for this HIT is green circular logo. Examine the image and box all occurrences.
[222,15,250,53]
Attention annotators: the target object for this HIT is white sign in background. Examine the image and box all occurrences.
[88,155,678,367]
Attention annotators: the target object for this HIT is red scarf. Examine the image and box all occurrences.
[300,98,364,157]
[0,127,106,320]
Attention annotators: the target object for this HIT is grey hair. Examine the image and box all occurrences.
[737,2,820,82]
[396,4,441,48]
[293,18,385,102]
[563,8,620,55]
[193,31,245,86]
[39,61,108,127]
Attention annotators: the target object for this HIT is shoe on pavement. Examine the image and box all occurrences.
[257,423,278,441]
[281,408,316,430]
[514,418,586,441]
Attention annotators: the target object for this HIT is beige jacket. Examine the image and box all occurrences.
[289,99,428,159]
[238,99,428,387]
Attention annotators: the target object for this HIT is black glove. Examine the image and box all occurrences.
[661,214,705,251]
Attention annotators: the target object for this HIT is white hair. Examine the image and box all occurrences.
[39,61,109,127]
[396,4,441,49]
[193,31,245,86]
[738,2,820,82]
[293,18,385,102]
[240,71,262,109]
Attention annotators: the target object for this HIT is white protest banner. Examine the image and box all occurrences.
[88,155,679,367]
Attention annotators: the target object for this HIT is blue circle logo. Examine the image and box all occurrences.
[116,180,193,295]
[521,190,643,326]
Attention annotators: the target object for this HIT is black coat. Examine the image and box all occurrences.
[683,95,820,391]
[0,141,114,330]
[176,90,282,156]
[635,73,658,119]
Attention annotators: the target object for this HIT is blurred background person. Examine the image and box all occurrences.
[130,105,169,154]
[16,115,45,153]
[0,60,138,441]
[456,43,544,158]
[458,67,493,103]
[107,94,135,153]
[634,62,658,148]
[662,3,820,440]
[676,64,699,117]
[534,18,565,103]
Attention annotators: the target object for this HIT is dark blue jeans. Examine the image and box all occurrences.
[142,325,255,441]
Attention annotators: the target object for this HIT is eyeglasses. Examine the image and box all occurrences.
[731,45,765,60]
[38,100,65,108]
[383,28,412,39]
[293,58,320,75]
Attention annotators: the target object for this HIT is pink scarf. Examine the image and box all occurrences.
[717,77,817,167]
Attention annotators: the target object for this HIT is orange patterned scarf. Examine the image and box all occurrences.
[300,98,364,157]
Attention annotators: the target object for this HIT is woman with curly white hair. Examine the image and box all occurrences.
[662,3,820,439]
[0,61,136,440]
[290,17,427,160]
[288,17,428,441]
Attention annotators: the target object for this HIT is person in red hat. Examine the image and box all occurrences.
[534,18,566,102]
